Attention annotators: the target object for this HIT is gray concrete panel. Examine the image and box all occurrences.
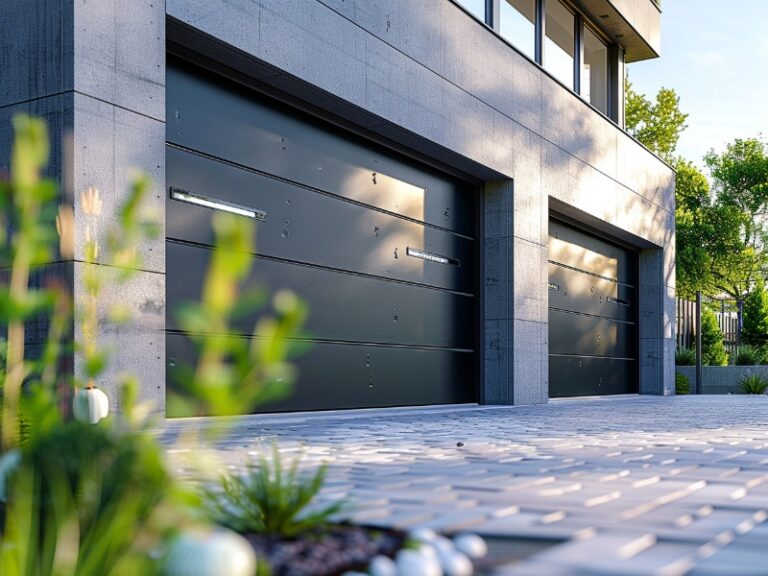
[73,262,165,419]
[72,94,165,274]
[513,319,548,404]
[0,0,74,108]
[73,0,165,121]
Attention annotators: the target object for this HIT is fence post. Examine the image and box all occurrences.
[696,291,703,395]
[737,299,744,346]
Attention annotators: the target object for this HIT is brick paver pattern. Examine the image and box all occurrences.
[164,395,768,575]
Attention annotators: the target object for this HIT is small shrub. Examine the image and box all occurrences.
[203,447,347,537]
[734,345,763,366]
[675,372,690,395]
[739,373,768,395]
[675,347,696,366]
[743,277,768,347]
[702,309,728,366]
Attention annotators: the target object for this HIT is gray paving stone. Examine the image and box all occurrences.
[163,396,768,574]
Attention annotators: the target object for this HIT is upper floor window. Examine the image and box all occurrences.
[544,0,575,89]
[500,0,536,60]
[583,26,608,115]
[456,0,487,22]
[452,0,617,122]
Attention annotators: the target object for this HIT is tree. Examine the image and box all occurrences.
[742,276,768,347]
[701,308,728,366]
[701,138,768,302]
[674,159,712,299]
[625,78,688,161]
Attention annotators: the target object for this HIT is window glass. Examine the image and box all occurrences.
[544,0,575,88]
[583,26,608,114]
[456,0,486,22]
[500,0,536,60]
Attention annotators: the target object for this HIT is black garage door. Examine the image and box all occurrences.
[165,60,477,415]
[548,220,637,397]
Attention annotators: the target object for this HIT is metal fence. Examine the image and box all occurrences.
[676,298,740,355]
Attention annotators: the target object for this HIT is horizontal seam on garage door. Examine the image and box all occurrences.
[166,238,476,298]
[548,307,636,325]
[548,353,635,361]
[548,260,637,288]
[165,329,474,353]
[166,142,475,241]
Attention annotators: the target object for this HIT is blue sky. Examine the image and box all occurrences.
[627,1,768,167]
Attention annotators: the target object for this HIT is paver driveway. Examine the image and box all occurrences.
[164,395,768,575]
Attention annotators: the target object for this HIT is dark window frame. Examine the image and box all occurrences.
[452,0,621,124]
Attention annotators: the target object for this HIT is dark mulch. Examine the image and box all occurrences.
[244,524,405,576]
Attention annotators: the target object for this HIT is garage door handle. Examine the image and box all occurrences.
[607,297,630,307]
[170,187,267,221]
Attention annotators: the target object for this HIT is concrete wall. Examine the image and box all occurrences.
[2,0,675,414]
[0,0,166,417]
[677,366,768,395]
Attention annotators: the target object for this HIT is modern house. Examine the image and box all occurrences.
[1,0,675,417]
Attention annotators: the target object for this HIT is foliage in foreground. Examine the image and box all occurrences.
[1,421,172,576]
[675,372,689,395]
[203,447,346,538]
[0,113,312,575]
[738,373,768,395]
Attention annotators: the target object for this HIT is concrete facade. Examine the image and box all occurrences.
[0,0,675,417]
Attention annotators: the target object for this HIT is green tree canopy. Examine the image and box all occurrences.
[702,138,768,301]
[625,78,688,161]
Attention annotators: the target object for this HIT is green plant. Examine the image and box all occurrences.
[1,421,173,575]
[675,347,696,366]
[733,345,763,366]
[738,372,768,395]
[702,309,729,366]
[203,446,346,537]
[743,278,768,347]
[675,372,690,395]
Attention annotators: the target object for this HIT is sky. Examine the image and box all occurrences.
[627,1,768,167]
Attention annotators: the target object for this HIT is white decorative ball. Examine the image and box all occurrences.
[409,527,438,543]
[453,534,488,559]
[433,535,455,555]
[369,554,397,576]
[438,550,474,576]
[163,528,256,576]
[72,386,110,424]
[396,548,443,576]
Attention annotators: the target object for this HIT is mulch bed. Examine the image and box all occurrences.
[244,524,405,576]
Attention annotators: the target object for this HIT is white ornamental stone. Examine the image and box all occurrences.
[163,528,256,576]
[438,550,473,576]
[396,548,443,576]
[409,527,438,543]
[369,554,397,576]
[453,534,487,560]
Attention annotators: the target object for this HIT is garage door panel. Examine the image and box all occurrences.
[549,356,636,397]
[167,64,474,236]
[167,241,475,349]
[167,333,475,414]
[167,148,474,293]
[166,59,477,414]
[548,220,637,397]
[548,263,635,322]
[549,222,636,284]
[548,309,635,358]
